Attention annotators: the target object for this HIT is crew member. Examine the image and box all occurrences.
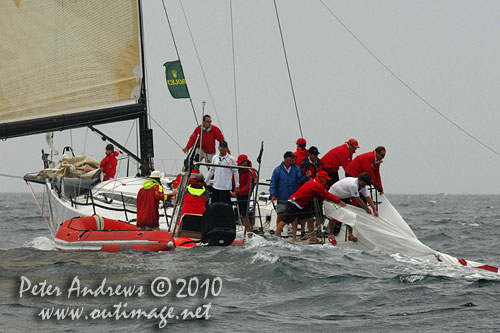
[206,141,239,205]
[345,146,386,194]
[100,144,119,181]
[276,171,346,243]
[299,146,324,238]
[183,114,226,162]
[300,146,323,182]
[136,170,177,230]
[172,168,200,189]
[327,172,378,244]
[235,154,258,234]
[320,138,359,188]
[294,138,309,167]
[270,151,306,240]
[180,173,209,218]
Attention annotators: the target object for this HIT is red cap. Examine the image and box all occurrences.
[346,138,360,148]
[317,171,331,180]
[236,154,248,164]
[296,138,306,145]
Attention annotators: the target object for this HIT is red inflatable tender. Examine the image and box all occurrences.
[54,216,176,252]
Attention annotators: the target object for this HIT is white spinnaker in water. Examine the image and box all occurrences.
[323,195,498,273]
[324,198,438,262]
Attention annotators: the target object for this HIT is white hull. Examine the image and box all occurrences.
[42,176,278,235]
[38,177,499,274]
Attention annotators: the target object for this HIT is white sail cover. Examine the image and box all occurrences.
[0,0,142,124]
[324,195,499,273]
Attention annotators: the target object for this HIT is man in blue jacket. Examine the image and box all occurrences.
[270,151,306,240]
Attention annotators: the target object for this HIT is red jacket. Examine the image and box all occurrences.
[172,169,200,189]
[294,148,309,167]
[136,180,169,228]
[344,151,383,191]
[172,173,182,189]
[320,144,353,174]
[288,177,341,208]
[184,125,225,154]
[180,180,208,218]
[100,151,118,181]
[237,161,257,196]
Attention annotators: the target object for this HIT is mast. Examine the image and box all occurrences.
[137,0,153,176]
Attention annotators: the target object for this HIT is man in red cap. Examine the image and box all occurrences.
[345,146,386,194]
[275,171,346,243]
[180,173,209,218]
[293,138,309,167]
[320,138,360,188]
[234,154,258,234]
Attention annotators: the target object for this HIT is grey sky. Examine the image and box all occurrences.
[1,0,499,194]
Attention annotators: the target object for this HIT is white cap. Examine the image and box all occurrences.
[150,170,164,178]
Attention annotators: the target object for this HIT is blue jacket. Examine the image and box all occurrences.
[270,162,306,204]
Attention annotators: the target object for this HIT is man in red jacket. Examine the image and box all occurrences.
[180,173,209,218]
[136,171,177,230]
[275,171,346,243]
[100,144,119,181]
[294,138,309,167]
[182,114,226,162]
[345,146,386,194]
[235,154,258,234]
[320,138,359,188]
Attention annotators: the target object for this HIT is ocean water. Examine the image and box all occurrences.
[1,193,500,332]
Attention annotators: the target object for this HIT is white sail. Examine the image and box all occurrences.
[0,0,142,125]
[324,195,499,273]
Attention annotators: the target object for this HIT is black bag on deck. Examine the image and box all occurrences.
[201,202,236,246]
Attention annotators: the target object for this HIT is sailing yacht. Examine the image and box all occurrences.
[1,0,499,273]
[0,0,275,249]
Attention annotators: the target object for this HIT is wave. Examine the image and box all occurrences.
[24,237,55,251]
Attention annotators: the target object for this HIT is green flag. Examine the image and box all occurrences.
[163,60,190,99]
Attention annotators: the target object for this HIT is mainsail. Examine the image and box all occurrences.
[0,0,144,139]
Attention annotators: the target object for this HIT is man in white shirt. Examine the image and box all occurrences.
[206,141,239,205]
[327,172,378,243]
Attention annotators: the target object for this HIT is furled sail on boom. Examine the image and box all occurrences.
[0,0,144,139]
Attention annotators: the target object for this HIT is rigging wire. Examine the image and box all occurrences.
[149,115,184,150]
[136,119,140,174]
[177,0,224,133]
[229,0,240,154]
[112,120,138,181]
[161,0,199,125]
[319,0,500,158]
[0,173,23,179]
[273,0,304,138]
[27,182,52,234]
